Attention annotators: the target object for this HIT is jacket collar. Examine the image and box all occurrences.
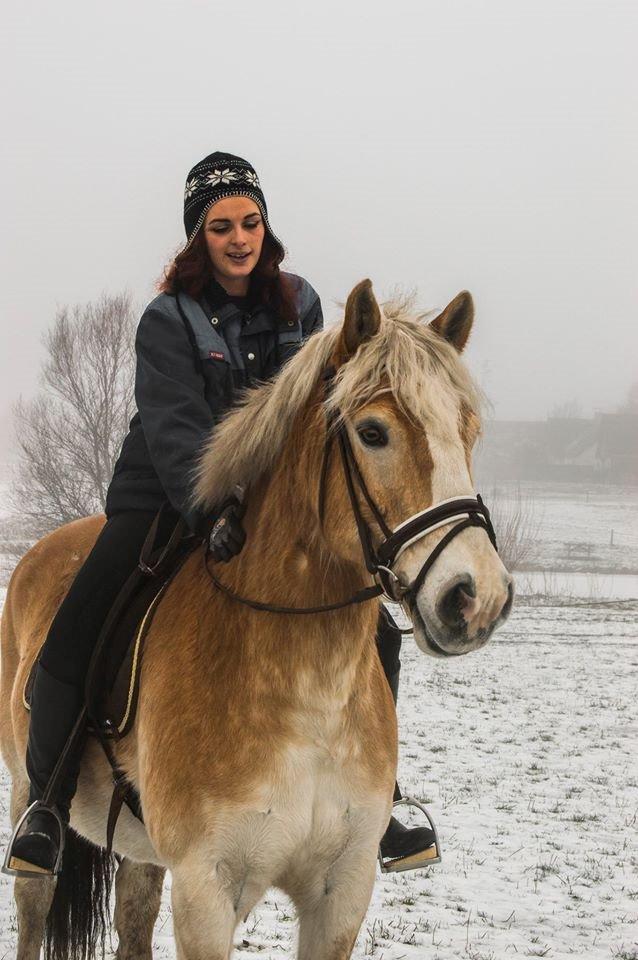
[203,276,255,312]
[200,277,282,334]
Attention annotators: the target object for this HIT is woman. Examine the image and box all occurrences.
[5,151,435,876]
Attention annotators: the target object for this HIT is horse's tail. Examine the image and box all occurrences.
[44,827,115,960]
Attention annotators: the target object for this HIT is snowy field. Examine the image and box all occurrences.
[0,481,637,957]
[483,481,638,575]
[0,592,636,959]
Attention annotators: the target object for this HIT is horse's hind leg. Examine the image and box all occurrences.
[114,858,165,960]
[10,782,56,960]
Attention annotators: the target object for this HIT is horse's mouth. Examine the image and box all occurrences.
[409,603,465,658]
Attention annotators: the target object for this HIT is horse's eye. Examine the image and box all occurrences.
[357,424,388,447]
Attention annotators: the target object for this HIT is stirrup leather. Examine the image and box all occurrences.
[2,800,65,878]
[378,797,442,873]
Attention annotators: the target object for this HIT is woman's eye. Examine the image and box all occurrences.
[210,221,260,234]
[357,426,388,447]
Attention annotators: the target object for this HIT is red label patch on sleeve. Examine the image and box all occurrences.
[208,351,226,361]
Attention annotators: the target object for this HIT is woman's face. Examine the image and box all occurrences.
[203,196,266,291]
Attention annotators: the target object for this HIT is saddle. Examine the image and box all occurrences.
[23,505,200,848]
[24,505,199,739]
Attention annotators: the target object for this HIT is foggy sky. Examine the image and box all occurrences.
[1,0,637,456]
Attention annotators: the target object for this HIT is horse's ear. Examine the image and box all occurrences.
[429,291,474,353]
[338,279,382,359]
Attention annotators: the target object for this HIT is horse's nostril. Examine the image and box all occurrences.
[437,574,476,628]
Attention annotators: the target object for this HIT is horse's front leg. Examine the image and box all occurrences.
[294,842,379,960]
[9,780,57,960]
[14,875,56,960]
[170,859,238,960]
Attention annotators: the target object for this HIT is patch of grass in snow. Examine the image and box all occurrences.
[611,948,638,960]
[532,855,561,879]
[565,783,584,797]
[363,917,392,953]
[564,810,601,823]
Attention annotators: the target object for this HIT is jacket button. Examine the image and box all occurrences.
[287,320,295,326]
[211,317,219,325]
[247,352,255,361]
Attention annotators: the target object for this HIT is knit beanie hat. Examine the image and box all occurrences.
[183,151,284,258]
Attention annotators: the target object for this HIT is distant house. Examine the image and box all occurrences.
[476,413,638,483]
[597,413,638,480]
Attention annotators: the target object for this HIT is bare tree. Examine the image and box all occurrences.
[10,293,136,536]
[484,482,542,571]
[549,399,584,420]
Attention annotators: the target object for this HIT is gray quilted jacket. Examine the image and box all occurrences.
[105,273,323,535]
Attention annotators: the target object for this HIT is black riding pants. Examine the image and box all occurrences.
[38,509,178,685]
[39,509,403,690]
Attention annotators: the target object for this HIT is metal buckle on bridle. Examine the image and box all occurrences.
[375,565,408,603]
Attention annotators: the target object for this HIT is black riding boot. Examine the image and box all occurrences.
[4,662,85,876]
[378,664,438,866]
[376,608,439,869]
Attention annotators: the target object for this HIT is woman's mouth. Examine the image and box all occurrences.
[227,252,250,263]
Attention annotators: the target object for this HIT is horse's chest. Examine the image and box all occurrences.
[212,734,383,884]
[277,736,357,821]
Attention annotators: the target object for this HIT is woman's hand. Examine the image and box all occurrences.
[207,494,246,562]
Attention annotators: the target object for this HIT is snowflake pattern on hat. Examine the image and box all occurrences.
[184,168,261,202]
[184,178,199,199]
[244,170,260,188]
[205,168,238,187]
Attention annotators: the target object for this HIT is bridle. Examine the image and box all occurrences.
[204,365,497,621]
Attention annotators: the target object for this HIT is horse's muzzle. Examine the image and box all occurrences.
[412,574,514,657]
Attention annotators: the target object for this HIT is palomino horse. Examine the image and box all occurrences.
[1,280,512,960]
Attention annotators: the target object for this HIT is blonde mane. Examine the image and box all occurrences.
[192,295,484,512]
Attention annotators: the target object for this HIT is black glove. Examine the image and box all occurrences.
[207,494,247,563]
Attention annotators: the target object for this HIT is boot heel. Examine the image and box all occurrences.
[378,797,442,874]
[2,801,65,878]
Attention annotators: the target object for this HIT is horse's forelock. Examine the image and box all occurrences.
[191,297,484,512]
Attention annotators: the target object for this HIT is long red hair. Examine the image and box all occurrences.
[160,229,299,328]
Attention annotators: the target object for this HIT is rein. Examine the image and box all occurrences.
[204,365,497,624]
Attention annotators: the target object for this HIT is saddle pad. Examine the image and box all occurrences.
[24,538,199,738]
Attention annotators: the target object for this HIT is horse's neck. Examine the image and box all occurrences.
[204,431,379,703]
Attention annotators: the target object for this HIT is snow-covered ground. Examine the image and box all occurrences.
[0,593,636,959]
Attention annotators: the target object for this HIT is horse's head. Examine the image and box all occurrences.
[193,278,512,655]
[320,279,513,657]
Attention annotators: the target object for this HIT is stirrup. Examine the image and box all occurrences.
[2,800,65,878]
[378,797,442,874]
